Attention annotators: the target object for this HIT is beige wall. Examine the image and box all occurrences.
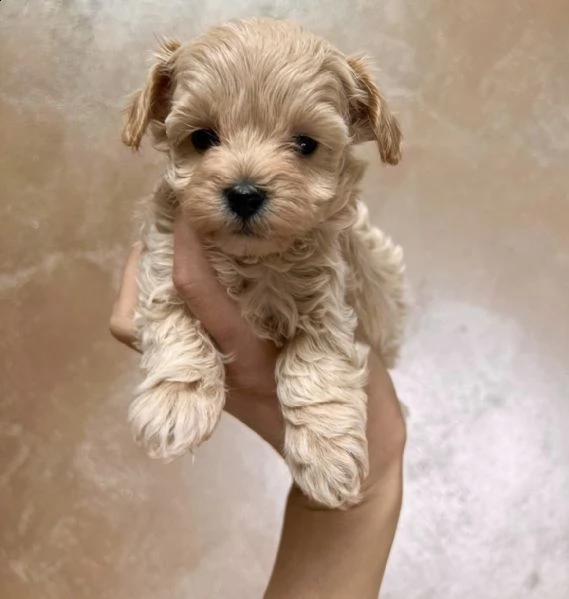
[1,1,568,598]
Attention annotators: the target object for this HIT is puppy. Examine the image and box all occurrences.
[123,18,407,508]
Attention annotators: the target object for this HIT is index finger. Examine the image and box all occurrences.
[172,219,250,354]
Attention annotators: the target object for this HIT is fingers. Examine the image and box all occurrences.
[365,353,406,487]
[109,242,143,350]
[110,220,274,366]
[172,219,251,355]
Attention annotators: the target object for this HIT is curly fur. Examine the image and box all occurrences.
[123,18,408,508]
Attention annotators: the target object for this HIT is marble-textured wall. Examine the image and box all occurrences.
[1,1,568,597]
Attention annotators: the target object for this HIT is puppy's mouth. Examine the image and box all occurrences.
[236,224,258,237]
[230,219,263,238]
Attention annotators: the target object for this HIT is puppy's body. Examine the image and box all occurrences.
[125,19,407,508]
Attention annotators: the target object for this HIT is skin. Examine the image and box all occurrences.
[110,219,406,598]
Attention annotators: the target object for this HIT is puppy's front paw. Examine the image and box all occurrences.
[285,425,369,509]
[129,380,225,461]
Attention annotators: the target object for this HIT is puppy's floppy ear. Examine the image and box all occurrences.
[122,38,181,150]
[345,56,402,165]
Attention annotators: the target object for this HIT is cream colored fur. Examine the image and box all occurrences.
[123,18,408,508]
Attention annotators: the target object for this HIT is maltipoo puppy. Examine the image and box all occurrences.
[123,17,407,508]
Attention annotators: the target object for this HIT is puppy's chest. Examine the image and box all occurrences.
[208,252,328,345]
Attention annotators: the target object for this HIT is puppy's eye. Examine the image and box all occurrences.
[191,129,220,153]
[293,135,319,156]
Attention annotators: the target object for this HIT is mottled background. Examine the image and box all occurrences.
[1,1,568,598]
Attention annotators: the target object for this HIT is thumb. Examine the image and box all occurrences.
[172,219,249,354]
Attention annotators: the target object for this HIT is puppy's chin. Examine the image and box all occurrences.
[184,206,312,257]
[183,211,300,257]
[212,231,294,258]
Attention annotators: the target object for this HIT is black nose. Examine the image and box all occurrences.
[224,181,266,220]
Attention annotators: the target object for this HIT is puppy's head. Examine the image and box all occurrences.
[124,19,402,255]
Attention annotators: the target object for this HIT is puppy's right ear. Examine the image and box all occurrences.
[122,38,181,150]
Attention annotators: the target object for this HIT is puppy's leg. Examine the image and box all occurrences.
[130,228,225,460]
[277,288,369,508]
[343,201,408,368]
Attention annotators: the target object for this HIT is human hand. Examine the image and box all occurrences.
[110,218,405,500]
[111,218,406,597]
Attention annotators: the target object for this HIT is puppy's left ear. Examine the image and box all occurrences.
[345,56,403,165]
[122,38,181,150]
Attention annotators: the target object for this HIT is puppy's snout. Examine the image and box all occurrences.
[224,181,266,220]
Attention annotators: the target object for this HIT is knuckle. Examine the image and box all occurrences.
[172,266,194,296]
[109,314,134,343]
[109,308,122,334]
[171,265,183,291]
[172,271,210,312]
